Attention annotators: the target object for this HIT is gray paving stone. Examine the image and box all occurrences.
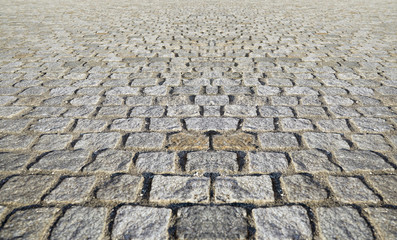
[126,96,153,106]
[316,119,350,132]
[256,85,281,96]
[0,175,55,204]
[50,206,106,240]
[352,134,392,151]
[303,132,350,150]
[351,117,394,133]
[96,174,142,201]
[186,151,238,174]
[253,206,312,240]
[0,152,30,171]
[203,106,221,116]
[0,134,36,150]
[33,134,72,151]
[0,119,31,133]
[0,106,29,118]
[167,105,200,116]
[130,106,164,117]
[368,175,397,204]
[30,118,73,133]
[259,106,294,117]
[242,117,274,131]
[281,118,314,131]
[31,150,90,171]
[135,152,175,173]
[125,132,165,150]
[44,176,96,203]
[63,106,96,118]
[185,117,239,131]
[282,175,328,202]
[0,208,59,240]
[195,95,229,105]
[112,206,171,240]
[290,149,340,172]
[259,132,299,149]
[365,207,397,239]
[84,149,133,173]
[70,95,101,106]
[74,119,107,132]
[334,150,393,171]
[110,118,143,131]
[328,176,379,203]
[318,207,373,240]
[177,206,247,240]
[215,175,274,203]
[74,132,121,150]
[97,106,128,117]
[324,95,354,106]
[248,152,288,173]
[149,117,182,131]
[224,105,257,117]
[296,106,327,118]
[151,175,209,203]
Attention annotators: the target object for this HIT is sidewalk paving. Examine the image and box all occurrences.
[0,0,396,239]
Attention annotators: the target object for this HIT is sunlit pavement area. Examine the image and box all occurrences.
[0,0,396,239]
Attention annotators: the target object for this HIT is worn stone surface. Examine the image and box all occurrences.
[318,207,373,240]
[215,175,274,203]
[186,151,238,174]
[112,206,171,240]
[0,0,396,237]
[177,206,247,239]
[0,208,59,239]
[253,206,312,240]
[282,175,328,202]
[365,208,397,239]
[96,175,142,202]
[151,175,210,203]
[50,207,106,240]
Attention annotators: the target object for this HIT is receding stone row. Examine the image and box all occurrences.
[1,205,395,239]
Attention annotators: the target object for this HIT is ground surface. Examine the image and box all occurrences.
[0,0,396,239]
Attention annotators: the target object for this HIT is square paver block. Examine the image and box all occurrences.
[368,175,397,204]
[290,150,340,172]
[0,175,56,204]
[282,175,328,202]
[328,176,379,203]
[84,150,133,173]
[150,175,210,203]
[135,152,175,173]
[44,176,96,203]
[125,132,165,150]
[112,206,171,240]
[186,151,238,174]
[50,207,106,240]
[259,132,299,149]
[31,150,90,171]
[253,206,312,239]
[364,208,397,239]
[0,208,59,239]
[185,117,239,131]
[334,150,393,172]
[303,132,350,150]
[248,152,288,173]
[318,207,373,240]
[96,175,142,202]
[0,153,30,171]
[177,206,247,239]
[215,175,274,203]
[74,132,121,150]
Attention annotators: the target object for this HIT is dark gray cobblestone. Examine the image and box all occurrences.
[0,0,396,238]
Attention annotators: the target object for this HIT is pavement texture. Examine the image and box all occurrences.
[0,0,396,239]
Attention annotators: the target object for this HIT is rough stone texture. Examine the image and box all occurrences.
[44,176,96,203]
[96,175,142,202]
[84,150,133,172]
[186,151,238,174]
[365,208,397,239]
[328,176,380,203]
[282,175,328,202]
[215,175,274,203]
[135,152,175,173]
[0,175,55,204]
[177,206,247,239]
[125,132,166,150]
[318,207,373,240]
[367,175,397,204]
[112,206,171,240]
[0,208,59,239]
[167,132,209,151]
[50,207,106,240]
[253,206,312,240]
[0,0,396,237]
[248,152,289,173]
[151,175,210,203]
[213,132,257,151]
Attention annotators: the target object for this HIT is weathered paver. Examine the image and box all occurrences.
[0,0,396,238]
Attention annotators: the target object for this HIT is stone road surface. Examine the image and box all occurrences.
[0,0,396,239]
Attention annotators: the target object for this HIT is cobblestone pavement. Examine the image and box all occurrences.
[0,0,396,239]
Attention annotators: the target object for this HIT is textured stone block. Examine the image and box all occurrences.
[177,206,247,240]
[215,175,273,203]
[185,117,239,131]
[135,152,175,173]
[125,132,165,150]
[31,150,90,171]
[167,132,209,151]
[242,117,274,131]
[150,175,210,203]
[44,176,96,203]
[112,206,171,240]
[0,152,30,171]
[84,150,133,172]
[334,150,393,171]
[290,150,340,172]
[253,206,312,239]
[368,175,397,204]
[186,151,238,174]
[74,132,121,150]
[365,208,397,239]
[282,175,328,202]
[328,176,379,203]
[303,132,350,150]
[213,132,257,151]
[248,152,288,173]
[96,175,142,202]
[259,132,299,149]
